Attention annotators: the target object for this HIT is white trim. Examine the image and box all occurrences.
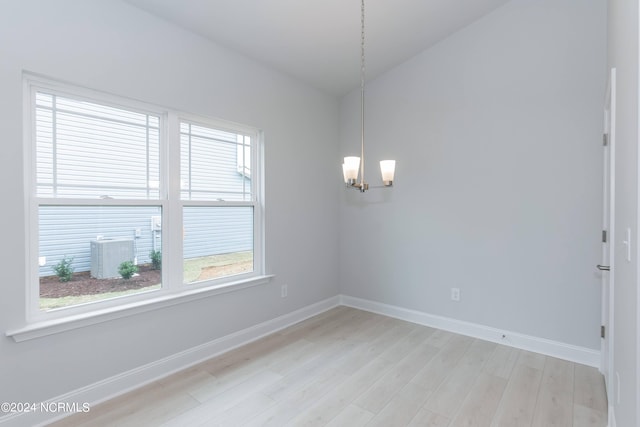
[0,296,340,427]
[6,275,275,342]
[637,8,640,426]
[608,404,616,427]
[24,72,169,116]
[339,295,601,367]
[602,67,617,404]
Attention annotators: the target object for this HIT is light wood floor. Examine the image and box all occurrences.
[50,306,607,426]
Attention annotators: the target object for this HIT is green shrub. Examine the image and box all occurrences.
[149,250,161,270]
[53,256,74,282]
[118,261,138,280]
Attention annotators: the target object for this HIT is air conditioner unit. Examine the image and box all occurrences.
[90,238,134,279]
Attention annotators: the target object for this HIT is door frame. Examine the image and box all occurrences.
[601,67,616,404]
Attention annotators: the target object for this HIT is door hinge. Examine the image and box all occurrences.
[602,230,607,243]
[601,325,605,339]
[603,133,609,146]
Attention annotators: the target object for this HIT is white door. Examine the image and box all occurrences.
[600,67,616,398]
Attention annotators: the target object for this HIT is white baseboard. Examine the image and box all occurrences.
[339,294,600,368]
[0,296,340,427]
[608,406,615,427]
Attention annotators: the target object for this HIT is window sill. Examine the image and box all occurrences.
[6,275,274,343]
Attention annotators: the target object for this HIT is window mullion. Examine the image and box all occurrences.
[52,94,58,197]
[146,115,150,199]
[26,85,41,322]
[164,113,183,290]
[188,123,192,200]
[253,131,263,275]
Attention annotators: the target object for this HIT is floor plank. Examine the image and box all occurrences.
[573,403,607,427]
[325,404,374,427]
[354,341,439,413]
[449,372,506,427]
[410,334,473,393]
[531,356,575,427]
[423,339,496,418]
[285,355,395,426]
[50,307,607,427]
[491,363,543,427]
[407,408,451,427]
[365,382,432,427]
[574,363,608,412]
[482,344,519,379]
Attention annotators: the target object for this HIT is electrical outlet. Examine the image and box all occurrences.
[451,287,460,301]
[281,284,288,298]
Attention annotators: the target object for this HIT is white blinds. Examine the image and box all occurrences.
[180,121,252,202]
[35,92,160,199]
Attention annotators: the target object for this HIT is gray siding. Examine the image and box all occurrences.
[180,122,252,202]
[36,92,161,200]
[183,206,253,258]
[39,205,252,277]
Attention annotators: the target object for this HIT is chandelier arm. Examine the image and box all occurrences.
[347,183,369,192]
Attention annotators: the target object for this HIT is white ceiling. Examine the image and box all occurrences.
[124,0,510,96]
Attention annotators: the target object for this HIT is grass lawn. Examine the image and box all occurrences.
[40,284,162,310]
[183,251,253,283]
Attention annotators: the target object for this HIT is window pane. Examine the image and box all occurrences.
[39,205,162,310]
[35,92,160,199]
[183,206,253,284]
[180,122,252,201]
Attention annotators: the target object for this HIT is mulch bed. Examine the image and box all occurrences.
[40,260,254,298]
[40,264,161,298]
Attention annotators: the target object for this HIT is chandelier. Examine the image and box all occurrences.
[342,0,396,192]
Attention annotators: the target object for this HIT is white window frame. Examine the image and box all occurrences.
[176,114,264,285]
[16,74,268,335]
[236,136,252,179]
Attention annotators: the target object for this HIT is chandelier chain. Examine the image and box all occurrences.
[360,0,366,185]
[361,0,366,90]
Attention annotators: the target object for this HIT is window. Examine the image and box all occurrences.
[26,75,263,321]
[180,122,256,284]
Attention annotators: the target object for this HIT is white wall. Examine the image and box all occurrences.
[0,0,339,405]
[339,0,606,350]
[607,1,639,426]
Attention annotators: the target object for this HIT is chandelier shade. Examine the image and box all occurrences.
[380,160,396,186]
[343,156,361,184]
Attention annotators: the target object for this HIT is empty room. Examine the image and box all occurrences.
[0,0,638,426]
